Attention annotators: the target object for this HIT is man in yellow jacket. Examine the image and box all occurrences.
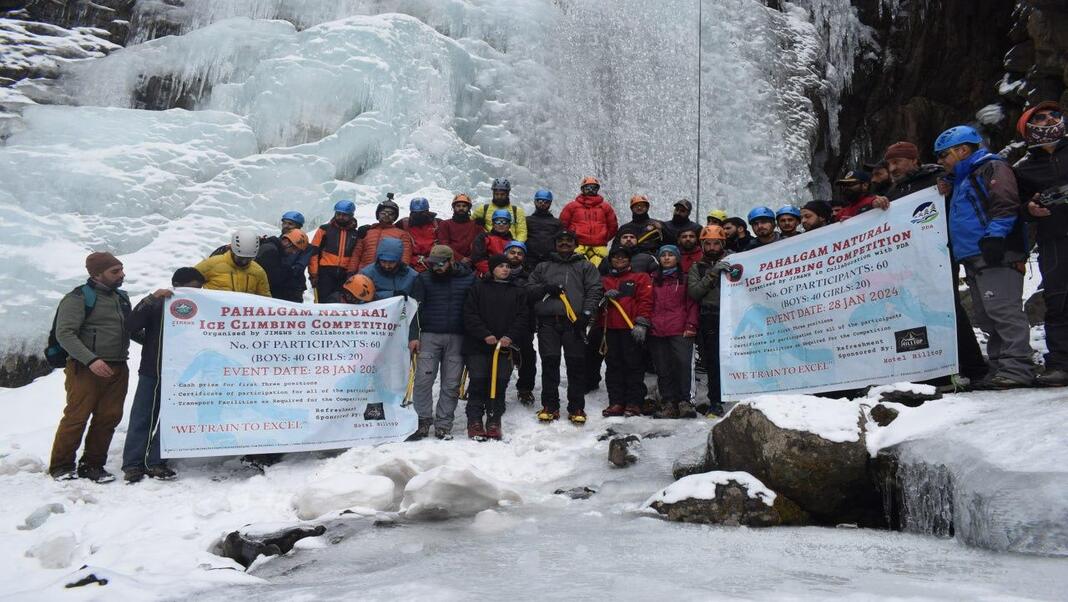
[194,229,272,297]
[472,178,527,242]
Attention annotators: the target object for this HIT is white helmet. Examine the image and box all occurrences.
[231,229,261,258]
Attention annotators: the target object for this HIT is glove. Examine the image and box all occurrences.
[546,282,565,296]
[575,311,591,332]
[604,289,620,299]
[631,323,648,344]
[712,260,733,274]
[979,237,1006,266]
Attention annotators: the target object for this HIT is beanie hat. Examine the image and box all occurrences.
[376,237,404,262]
[85,252,121,276]
[802,200,834,223]
[883,141,919,162]
[488,254,509,273]
[657,244,681,260]
[608,245,633,259]
[172,267,205,286]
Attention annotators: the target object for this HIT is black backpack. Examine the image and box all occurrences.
[45,284,132,368]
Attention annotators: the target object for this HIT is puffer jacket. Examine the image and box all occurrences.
[526,252,604,319]
[399,213,440,271]
[194,253,271,297]
[598,269,652,330]
[461,278,530,355]
[1014,137,1068,242]
[650,268,698,337]
[948,148,1025,262]
[560,194,619,247]
[525,208,563,265]
[409,263,476,337]
[353,224,413,272]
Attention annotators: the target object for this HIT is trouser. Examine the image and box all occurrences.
[122,374,163,471]
[650,335,694,404]
[1038,237,1068,370]
[465,351,515,422]
[963,260,1034,382]
[315,267,347,302]
[604,329,646,406]
[698,314,721,404]
[412,332,465,431]
[516,337,537,391]
[537,317,587,412]
[585,326,604,389]
[49,360,129,472]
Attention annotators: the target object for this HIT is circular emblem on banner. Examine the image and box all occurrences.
[170,299,198,320]
[910,201,939,224]
[727,263,744,283]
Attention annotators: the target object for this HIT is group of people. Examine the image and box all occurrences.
[46,101,1068,485]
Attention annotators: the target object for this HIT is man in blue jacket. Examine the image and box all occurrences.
[936,125,1034,388]
[407,246,476,440]
[359,237,418,300]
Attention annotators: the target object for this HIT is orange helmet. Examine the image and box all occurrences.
[629,194,649,207]
[452,193,472,205]
[342,274,376,303]
[282,229,309,251]
[700,225,726,241]
[580,176,600,188]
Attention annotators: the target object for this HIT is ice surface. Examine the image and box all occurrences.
[741,394,862,443]
[644,470,777,507]
[292,473,396,519]
[25,530,77,569]
[400,464,522,520]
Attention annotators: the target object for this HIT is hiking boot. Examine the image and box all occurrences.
[705,402,727,418]
[517,390,536,406]
[406,420,431,441]
[537,407,559,422]
[677,402,698,419]
[602,404,626,417]
[654,401,679,419]
[467,420,487,441]
[145,464,177,480]
[1036,368,1068,387]
[434,427,453,441]
[485,421,503,440]
[124,467,145,484]
[568,410,587,425]
[641,398,659,416]
[50,467,77,481]
[77,465,115,483]
[935,374,972,394]
[973,374,1033,390]
[694,402,711,415]
[623,404,643,417]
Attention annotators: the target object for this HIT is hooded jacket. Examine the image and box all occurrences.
[598,268,653,330]
[359,238,418,300]
[194,253,272,297]
[650,268,699,337]
[948,148,1025,262]
[688,253,732,317]
[560,194,619,247]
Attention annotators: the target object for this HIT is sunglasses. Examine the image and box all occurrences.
[492,219,510,225]
[1032,111,1063,124]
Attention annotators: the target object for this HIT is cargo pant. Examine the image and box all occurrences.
[49,360,129,474]
[413,332,465,432]
[963,259,1034,383]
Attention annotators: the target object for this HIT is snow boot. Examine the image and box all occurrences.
[77,465,115,484]
[124,467,145,484]
[568,410,587,425]
[677,402,698,419]
[467,420,487,441]
[145,464,177,480]
[50,467,77,481]
[705,401,727,418]
[623,404,643,417]
[485,421,503,441]
[1036,368,1068,387]
[406,420,431,441]
[641,398,659,416]
[537,407,559,422]
[434,427,454,441]
[517,390,536,406]
[602,404,625,417]
[973,374,1033,390]
[653,401,678,419]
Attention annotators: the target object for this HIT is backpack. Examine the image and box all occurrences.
[45,284,132,368]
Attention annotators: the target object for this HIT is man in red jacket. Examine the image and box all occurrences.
[560,176,619,267]
[676,228,703,273]
[399,197,440,272]
[599,247,653,417]
[437,193,482,267]
[834,169,878,221]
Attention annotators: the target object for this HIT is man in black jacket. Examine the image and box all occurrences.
[525,189,562,271]
[504,241,538,405]
[616,195,664,254]
[1015,101,1068,385]
[661,199,702,245]
[122,267,205,483]
[462,255,529,440]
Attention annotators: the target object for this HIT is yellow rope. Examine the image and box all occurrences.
[458,366,468,399]
[607,297,636,329]
[559,292,578,323]
[489,341,503,400]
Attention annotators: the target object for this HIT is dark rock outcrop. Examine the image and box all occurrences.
[608,435,640,468]
[0,352,52,388]
[215,524,326,569]
[649,475,809,527]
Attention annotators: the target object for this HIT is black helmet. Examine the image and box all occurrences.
[376,199,400,218]
[491,178,511,192]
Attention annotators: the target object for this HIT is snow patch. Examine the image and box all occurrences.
[291,473,396,519]
[644,471,778,507]
[741,395,863,443]
[400,465,521,520]
[25,530,77,569]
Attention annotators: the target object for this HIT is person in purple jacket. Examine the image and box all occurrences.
[648,245,700,419]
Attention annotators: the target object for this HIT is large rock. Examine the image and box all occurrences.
[216,524,327,569]
[646,471,808,527]
[709,401,882,526]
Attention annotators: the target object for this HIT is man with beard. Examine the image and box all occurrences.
[744,207,781,250]
[869,160,892,196]
[880,142,945,201]
[776,205,802,238]
[1015,101,1068,386]
[399,197,440,272]
[706,208,728,226]
[662,198,702,245]
[723,217,751,252]
[688,226,735,417]
[616,194,664,254]
[408,245,476,441]
[256,213,312,302]
[503,241,538,406]
[676,227,703,273]
[309,200,360,300]
[800,201,833,232]
[524,189,562,270]
[560,176,619,266]
[601,232,659,274]
[437,193,482,266]
[353,199,414,272]
[834,169,878,221]
[472,178,527,242]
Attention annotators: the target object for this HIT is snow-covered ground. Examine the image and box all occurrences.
[3,346,1068,600]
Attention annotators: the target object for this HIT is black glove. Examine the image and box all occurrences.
[575,311,591,333]
[979,237,1006,266]
[604,289,620,299]
[545,282,565,296]
[631,323,648,344]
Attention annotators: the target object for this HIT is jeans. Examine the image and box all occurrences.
[122,374,163,471]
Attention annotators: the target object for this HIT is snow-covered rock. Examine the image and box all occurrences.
[645,471,808,527]
[291,473,395,519]
[400,465,521,521]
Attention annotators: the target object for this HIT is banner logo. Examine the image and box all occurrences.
[894,327,930,352]
[910,201,939,224]
[169,299,198,320]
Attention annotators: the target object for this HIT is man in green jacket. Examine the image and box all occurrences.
[688,226,734,418]
[49,252,132,483]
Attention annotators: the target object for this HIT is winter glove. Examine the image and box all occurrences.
[979,237,1006,266]
[546,282,565,297]
[575,311,592,333]
[631,323,648,344]
[604,289,620,299]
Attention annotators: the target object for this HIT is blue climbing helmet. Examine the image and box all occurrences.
[747,206,776,224]
[934,125,983,154]
[776,205,801,219]
[409,197,430,212]
[503,240,527,254]
[491,208,513,223]
[333,200,356,215]
[281,211,305,227]
[534,188,553,202]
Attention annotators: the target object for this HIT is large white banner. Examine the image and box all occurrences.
[160,290,418,458]
[719,188,958,398]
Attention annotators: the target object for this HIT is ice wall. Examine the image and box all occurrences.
[0,0,829,355]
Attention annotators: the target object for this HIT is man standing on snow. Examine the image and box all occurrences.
[437,193,483,266]
[353,198,413,272]
[310,201,361,301]
[560,177,619,266]
[616,194,664,255]
[48,252,133,483]
[525,189,563,271]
